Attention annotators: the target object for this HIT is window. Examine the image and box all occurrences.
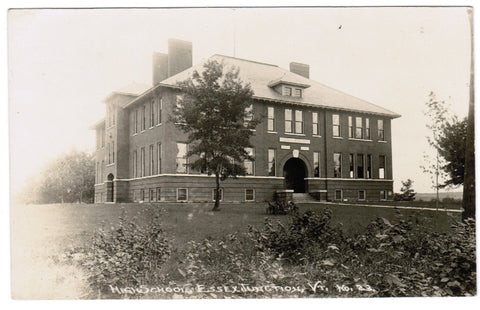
[176,143,188,173]
[95,162,99,183]
[150,189,155,201]
[100,160,104,182]
[244,104,253,127]
[312,112,319,135]
[150,100,155,128]
[313,152,320,177]
[134,108,139,134]
[140,147,145,177]
[156,98,163,125]
[380,190,387,201]
[268,148,276,176]
[379,155,386,179]
[366,154,372,179]
[355,117,363,139]
[149,144,154,176]
[285,109,293,133]
[245,189,255,201]
[349,154,354,178]
[112,141,115,164]
[132,151,137,178]
[348,116,353,138]
[283,86,292,96]
[357,154,364,178]
[358,190,366,201]
[141,105,146,131]
[378,119,385,140]
[295,110,303,134]
[244,147,254,175]
[157,143,162,174]
[177,188,188,201]
[107,143,111,164]
[293,88,302,98]
[335,189,343,201]
[156,188,161,201]
[365,118,371,139]
[267,107,275,131]
[334,153,342,178]
[141,189,145,201]
[333,114,340,137]
[100,128,105,147]
[212,188,223,201]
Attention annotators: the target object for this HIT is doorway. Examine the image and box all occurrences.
[283,158,307,193]
[107,173,114,202]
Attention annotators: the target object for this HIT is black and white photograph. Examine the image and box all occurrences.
[7,4,477,302]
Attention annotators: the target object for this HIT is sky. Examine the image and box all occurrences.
[8,7,472,194]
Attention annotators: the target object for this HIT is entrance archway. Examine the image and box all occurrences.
[283,158,307,193]
[107,173,114,202]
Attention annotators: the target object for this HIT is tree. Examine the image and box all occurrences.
[172,60,258,211]
[19,149,95,204]
[423,92,467,189]
[394,179,416,201]
[462,7,475,220]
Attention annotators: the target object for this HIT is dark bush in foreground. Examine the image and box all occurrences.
[71,208,475,298]
[251,209,476,297]
[75,211,171,298]
[265,200,298,215]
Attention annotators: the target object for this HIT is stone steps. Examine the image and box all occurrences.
[291,193,317,203]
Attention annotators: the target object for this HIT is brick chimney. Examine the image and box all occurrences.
[152,38,193,85]
[289,62,310,79]
[168,38,192,78]
[152,52,168,85]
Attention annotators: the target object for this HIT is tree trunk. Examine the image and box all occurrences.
[212,172,221,211]
[463,8,475,220]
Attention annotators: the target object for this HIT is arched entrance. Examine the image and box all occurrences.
[283,158,307,193]
[107,173,114,202]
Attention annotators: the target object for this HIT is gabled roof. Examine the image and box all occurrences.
[103,82,152,102]
[126,54,400,118]
[89,118,105,130]
[158,54,400,118]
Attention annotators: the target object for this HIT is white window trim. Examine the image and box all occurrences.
[177,188,188,202]
[212,188,224,201]
[245,189,255,201]
[149,188,156,202]
[380,190,387,201]
[335,189,343,201]
[358,190,366,201]
[267,106,275,132]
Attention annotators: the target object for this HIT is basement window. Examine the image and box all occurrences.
[245,189,255,201]
[335,189,343,201]
[177,188,188,201]
[358,190,366,201]
[212,188,223,201]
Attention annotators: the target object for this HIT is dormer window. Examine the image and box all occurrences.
[293,88,302,98]
[269,77,310,97]
[282,86,292,96]
[282,85,303,98]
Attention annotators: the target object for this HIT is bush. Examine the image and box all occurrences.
[265,200,298,215]
[252,209,345,263]
[74,211,171,298]
[251,209,476,297]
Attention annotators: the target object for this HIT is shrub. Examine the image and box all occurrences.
[75,211,171,298]
[252,209,345,263]
[266,200,298,215]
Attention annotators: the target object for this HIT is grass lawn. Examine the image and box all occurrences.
[10,200,461,299]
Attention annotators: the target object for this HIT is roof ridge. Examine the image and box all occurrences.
[212,54,278,67]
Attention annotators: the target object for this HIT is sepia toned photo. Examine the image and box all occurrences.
[8,6,476,300]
